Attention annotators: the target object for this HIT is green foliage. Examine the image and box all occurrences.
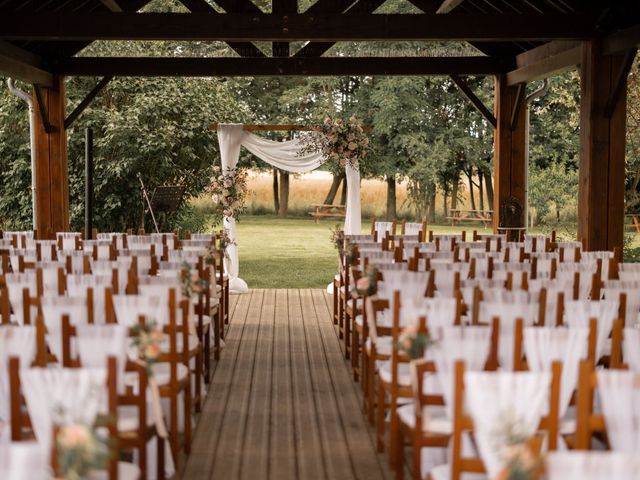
[528,161,578,226]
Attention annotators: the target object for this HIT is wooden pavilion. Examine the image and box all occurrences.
[0,0,639,251]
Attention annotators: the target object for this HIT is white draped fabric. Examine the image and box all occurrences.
[217,123,362,294]
[597,370,640,453]
[465,371,551,479]
[546,451,640,480]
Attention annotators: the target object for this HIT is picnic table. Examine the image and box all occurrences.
[447,209,493,228]
[626,213,640,233]
[308,204,346,224]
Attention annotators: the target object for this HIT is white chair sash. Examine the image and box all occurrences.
[112,294,164,328]
[0,326,36,441]
[564,300,618,360]
[76,324,128,395]
[20,367,107,452]
[524,327,588,418]
[465,370,551,478]
[597,370,640,453]
[431,326,492,419]
[546,451,640,480]
[623,328,640,372]
[41,296,88,361]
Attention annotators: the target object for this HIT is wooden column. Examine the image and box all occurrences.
[32,75,69,238]
[493,74,527,232]
[578,40,628,252]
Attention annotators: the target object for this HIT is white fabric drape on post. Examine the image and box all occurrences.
[217,123,362,294]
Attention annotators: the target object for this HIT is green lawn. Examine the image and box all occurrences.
[234,216,495,289]
[233,215,640,288]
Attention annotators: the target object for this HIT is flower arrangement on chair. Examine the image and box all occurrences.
[130,322,163,376]
[494,411,545,480]
[180,261,207,298]
[55,417,112,480]
[396,324,435,360]
[355,264,378,297]
[298,115,370,171]
[208,165,248,224]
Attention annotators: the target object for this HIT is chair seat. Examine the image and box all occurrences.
[117,404,155,433]
[88,461,141,480]
[429,464,486,480]
[378,361,411,386]
[151,362,189,386]
[397,404,452,435]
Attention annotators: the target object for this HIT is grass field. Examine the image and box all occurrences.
[235,215,495,288]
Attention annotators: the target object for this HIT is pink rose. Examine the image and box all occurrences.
[356,277,369,291]
[340,159,347,166]
[335,119,343,125]
[57,424,92,449]
[212,181,219,189]
[338,146,344,153]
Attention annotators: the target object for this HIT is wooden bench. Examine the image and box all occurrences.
[626,213,640,233]
[308,204,346,224]
[446,209,493,228]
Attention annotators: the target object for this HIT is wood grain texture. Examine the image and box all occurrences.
[181,289,391,480]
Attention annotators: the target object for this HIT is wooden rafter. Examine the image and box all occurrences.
[64,76,113,129]
[175,0,265,57]
[33,85,51,134]
[0,13,598,42]
[450,74,497,128]
[0,40,53,86]
[272,0,298,57]
[510,83,525,130]
[604,48,638,118]
[436,0,465,14]
[52,56,512,77]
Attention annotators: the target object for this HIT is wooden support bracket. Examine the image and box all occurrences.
[604,48,637,118]
[64,75,113,130]
[510,83,525,131]
[450,74,497,128]
[33,85,51,134]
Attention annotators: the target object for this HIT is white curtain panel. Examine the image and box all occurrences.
[465,370,551,479]
[523,327,588,419]
[546,451,640,480]
[0,442,49,480]
[597,370,640,453]
[217,123,362,294]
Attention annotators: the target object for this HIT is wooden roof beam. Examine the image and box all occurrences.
[52,56,512,76]
[604,48,637,118]
[0,13,598,42]
[0,41,53,86]
[64,76,113,129]
[506,44,581,85]
[450,74,496,128]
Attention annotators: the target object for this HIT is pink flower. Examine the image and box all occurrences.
[57,424,92,449]
[145,343,161,360]
[212,181,219,189]
[335,119,343,125]
[348,142,357,151]
[213,165,221,172]
[356,277,369,291]
[223,210,232,217]
[337,146,344,153]
[226,196,234,204]
[340,159,347,166]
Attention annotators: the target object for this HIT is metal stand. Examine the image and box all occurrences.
[137,173,159,233]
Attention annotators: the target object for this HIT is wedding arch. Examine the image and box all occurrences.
[213,123,362,294]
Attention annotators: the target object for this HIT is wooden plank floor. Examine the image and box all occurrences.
[180,289,392,480]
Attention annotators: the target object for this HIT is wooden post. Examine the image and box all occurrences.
[578,40,628,252]
[493,74,527,232]
[32,75,69,239]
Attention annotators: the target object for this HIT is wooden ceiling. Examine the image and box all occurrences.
[0,0,638,82]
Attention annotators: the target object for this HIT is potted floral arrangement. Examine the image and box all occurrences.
[208,165,248,224]
[299,115,370,171]
[55,418,112,480]
[131,322,163,376]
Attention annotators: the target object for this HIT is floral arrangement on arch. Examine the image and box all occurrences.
[209,165,248,224]
[299,115,370,170]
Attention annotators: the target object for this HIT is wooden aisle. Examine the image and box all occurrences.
[180,289,392,480]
